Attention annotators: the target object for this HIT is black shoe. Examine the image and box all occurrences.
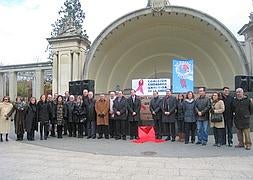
[105,135,109,139]
[122,136,126,140]
[228,143,233,147]
[202,142,207,146]
[110,135,114,138]
[87,136,91,139]
[191,140,195,143]
[185,141,189,144]
[213,143,218,146]
[130,136,134,140]
[44,136,47,140]
[171,139,175,142]
[68,134,72,137]
[73,134,77,137]
[165,136,170,141]
[92,135,96,139]
[115,136,120,140]
[40,137,43,140]
[97,136,103,139]
[195,141,201,145]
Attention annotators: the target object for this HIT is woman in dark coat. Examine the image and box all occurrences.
[37,95,51,140]
[182,91,196,144]
[8,96,27,141]
[54,95,65,138]
[176,93,185,142]
[25,97,38,141]
[74,96,86,138]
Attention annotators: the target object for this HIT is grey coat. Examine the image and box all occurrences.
[195,95,211,121]
[113,96,128,120]
[161,95,177,123]
[182,99,196,123]
[149,97,162,121]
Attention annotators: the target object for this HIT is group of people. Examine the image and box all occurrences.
[0,86,252,150]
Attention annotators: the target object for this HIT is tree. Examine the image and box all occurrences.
[50,0,87,38]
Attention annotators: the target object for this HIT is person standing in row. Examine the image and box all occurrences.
[176,93,185,142]
[74,96,87,138]
[161,89,177,141]
[195,87,211,145]
[8,97,27,141]
[210,92,225,147]
[47,94,56,137]
[109,91,116,138]
[54,95,65,138]
[37,95,51,140]
[84,91,96,139]
[233,88,252,150]
[113,91,128,140]
[25,97,38,141]
[65,95,76,137]
[128,89,141,140]
[149,91,162,139]
[183,91,196,144]
[221,87,234,146]
[95,94,110,139]
[0,96,13,142]
[82,89,89,136]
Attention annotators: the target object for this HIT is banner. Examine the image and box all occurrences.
[132,79,170,96]
[172,59,194,93]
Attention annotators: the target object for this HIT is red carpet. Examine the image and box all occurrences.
[132,126,165,144]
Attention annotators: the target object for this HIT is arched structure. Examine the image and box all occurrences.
[84,6,248,93]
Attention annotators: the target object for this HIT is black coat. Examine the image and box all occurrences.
[176,100,184,121]
[113,96,128,120]
[182,99,196,123]
[195,96,211,121]
[73,102,86,123]
[84,98,96,122]
[232,97,252,129]
[65,101,76,123]
[149,97,162,121]
[222,94,234,123]
[48,101,56,124]
[161,96,177,123]
[127,96,141,122]
[25,104,38,132]
[37,101,51,123]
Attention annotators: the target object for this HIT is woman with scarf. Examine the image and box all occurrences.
[54,95,66,138]
[74,95,87,138]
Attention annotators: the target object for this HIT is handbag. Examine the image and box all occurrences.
[210,113,223,122]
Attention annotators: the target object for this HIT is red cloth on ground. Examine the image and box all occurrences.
[132,126,165,144]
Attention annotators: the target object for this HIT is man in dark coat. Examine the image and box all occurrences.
[65,95,77,137]
[113,91,128,140]
[109,91,116,138]
[84,91,96,139]
[221,87,234,146]
[127,89,141,140]
[82,89,89,136]
[47,94,56,137]
[149,90,162,139]
[161,89,177,141]
[233,88,252,150]
[195,87,211,145]
[25,97,38,141]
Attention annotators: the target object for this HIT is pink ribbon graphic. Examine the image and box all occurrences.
[136,79,144,94]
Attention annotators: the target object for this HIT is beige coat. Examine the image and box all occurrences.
[210,100,225,128]
[0,102,13,134]
[95,98,109,126]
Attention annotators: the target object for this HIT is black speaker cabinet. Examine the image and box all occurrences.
[234,75,253,92]
[69,80,95,95]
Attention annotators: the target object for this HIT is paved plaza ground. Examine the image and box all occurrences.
[1,130,253,180]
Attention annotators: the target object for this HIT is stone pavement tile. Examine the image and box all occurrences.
[117,166,150,175]
[179,169,212,177]
[148,168,180,176]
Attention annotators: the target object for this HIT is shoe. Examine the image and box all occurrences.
[235,144,244,148]
[185,141,189,144]
[165,136,170,141]
[228,143,233,147]
[217,144,221,147]
[135,136,139,140]
[87,136,91,139]
[44,136,47,140]
[195,141,201,145]
[115,136,120,140]
[97,136,103,139]
[68,134,72,137]
[92,135,96,139]
[130,136,134,140]
[110,135,114,138]
[105,135,109,139]
[213,144,218,146]
[73,134,77,137]
[122,136,126,140]
[202,142,207,146]
[40,137,43,140]
[245,147,251,150]
[171,139,176,142]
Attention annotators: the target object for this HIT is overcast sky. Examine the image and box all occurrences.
[0,0,252,65]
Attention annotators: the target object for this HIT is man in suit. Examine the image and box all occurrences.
[127,89,141,140]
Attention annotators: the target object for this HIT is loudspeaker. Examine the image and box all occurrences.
[69,80,95,95]
[234,75,253,92]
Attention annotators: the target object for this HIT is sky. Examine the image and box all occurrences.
[0,0,252,65]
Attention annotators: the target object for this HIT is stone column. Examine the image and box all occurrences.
[0,73,4,99]
[34,69,44,99]
[8,71,17,101]
[52,53,59,95]
[72,51,80,81]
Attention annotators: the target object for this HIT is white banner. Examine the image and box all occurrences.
[132,79,170,96]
